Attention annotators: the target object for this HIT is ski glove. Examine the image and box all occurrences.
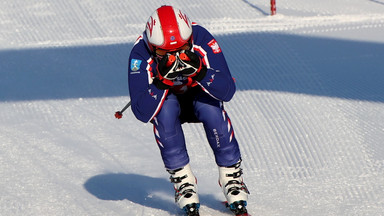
[153,51,207,90]
[153,54,178,90]
[177,50,207,82]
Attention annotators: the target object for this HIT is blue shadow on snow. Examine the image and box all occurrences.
[83,173,225,215]
[0,33,383,102]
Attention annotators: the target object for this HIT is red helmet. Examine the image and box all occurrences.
[145,6,193,54]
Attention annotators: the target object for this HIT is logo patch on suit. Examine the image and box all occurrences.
[131,59,142,71]
[208,39,221,54]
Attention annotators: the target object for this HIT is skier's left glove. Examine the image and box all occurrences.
[153,54,177,90]
[177,50,207,82]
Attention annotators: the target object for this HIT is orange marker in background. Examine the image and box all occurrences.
[166,54,176,67]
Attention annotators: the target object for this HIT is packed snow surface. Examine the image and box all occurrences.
[1,0,384,215]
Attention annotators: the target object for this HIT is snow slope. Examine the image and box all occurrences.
[1,0,384,215]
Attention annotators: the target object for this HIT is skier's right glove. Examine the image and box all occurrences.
[153,54,178,90]
[177,50,207,82]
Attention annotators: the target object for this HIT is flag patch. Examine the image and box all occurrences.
[208,39,221,54]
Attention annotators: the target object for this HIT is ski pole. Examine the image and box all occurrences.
[115,100,131,119]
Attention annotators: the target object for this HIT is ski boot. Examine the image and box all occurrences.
[167,164,200,216]
[219,160,250,215]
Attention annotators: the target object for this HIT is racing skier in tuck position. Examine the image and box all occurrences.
[127,5,250,215]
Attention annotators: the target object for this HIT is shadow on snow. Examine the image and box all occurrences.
[83,173,225,214]
[0,32,383,102]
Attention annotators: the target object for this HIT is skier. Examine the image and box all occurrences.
[127,5,249,215]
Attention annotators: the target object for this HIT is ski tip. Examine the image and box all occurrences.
[222,200,251,216]
[236,213,251,216]
[183,203,200,216]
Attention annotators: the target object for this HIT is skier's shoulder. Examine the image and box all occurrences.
[192,22,206,31]
[192,23,216,46]
[130,34,151,59]
[192,23,212,37]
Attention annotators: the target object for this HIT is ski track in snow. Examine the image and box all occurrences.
[1,0,384,215]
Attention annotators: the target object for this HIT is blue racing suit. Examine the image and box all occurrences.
[128,24,241,169]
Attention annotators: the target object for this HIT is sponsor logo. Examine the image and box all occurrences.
[131,59,142,72]
[148,88,157,100]
[208,39,221,54]
[207,74,215,86]
[178,11,190,27]
[213,128,220,148]
[146,16,156,37]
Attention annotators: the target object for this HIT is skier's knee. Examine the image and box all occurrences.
[162,147,189,170]
[214,143,241,167]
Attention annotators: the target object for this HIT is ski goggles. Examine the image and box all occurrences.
[155,42,191,60]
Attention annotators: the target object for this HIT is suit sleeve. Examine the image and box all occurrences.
[192,25,236,102]
[128,40,168,123]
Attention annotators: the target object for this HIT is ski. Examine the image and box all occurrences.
[183,203,200,216]
[222,201,251,216]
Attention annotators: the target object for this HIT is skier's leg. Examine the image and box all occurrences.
[152,93,188,170]
[194,94,241,167]
[152,93,199,212]
[194,94,249,212]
